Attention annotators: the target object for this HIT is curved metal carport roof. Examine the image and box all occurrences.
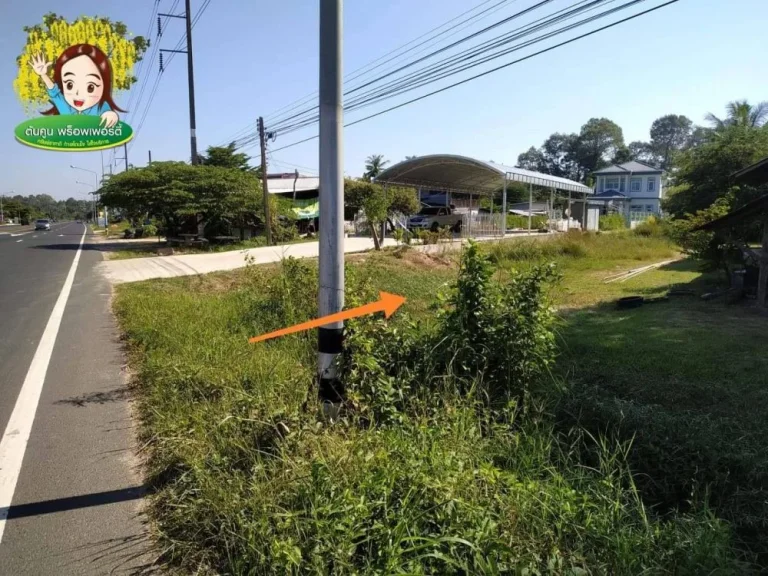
[375,154,592,195]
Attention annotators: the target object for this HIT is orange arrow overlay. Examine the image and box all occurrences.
[249,291,406,344]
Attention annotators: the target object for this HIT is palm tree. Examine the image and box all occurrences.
[363,154,389,180]
[705,100,768,130]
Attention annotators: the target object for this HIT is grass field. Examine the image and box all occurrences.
[115,231,764,573]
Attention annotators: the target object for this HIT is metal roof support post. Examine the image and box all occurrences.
[568,190,571,230]
[528,182,533,235]
[468,192,473,238]
[550,188,554,232]
[501,174,508,237]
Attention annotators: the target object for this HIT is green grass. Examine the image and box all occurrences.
[114,232,760,573]
[557,299,768,564]
[599,213,626,231]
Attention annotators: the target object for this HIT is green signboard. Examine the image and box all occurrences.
[15,115,133,152]
[292,199,319,220]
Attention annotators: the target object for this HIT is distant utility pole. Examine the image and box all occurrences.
[159,0,198,164]
[258,116,272,246]
[124,143,129,172]
[317,0,345,411]
[148,150,152,165]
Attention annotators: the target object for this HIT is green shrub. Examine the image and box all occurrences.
[506,214,547,230]
[141,223,158,237]
[115,242,746,574]
[599,213,626,230]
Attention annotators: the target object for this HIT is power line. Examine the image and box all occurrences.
[129,0,212,153]
[343,0,623,112]
[130,0,179,122]
[264,0,617,139]
[125,0,160,117]
[265,0,568,134]
[216,0,519,148]
[263,0,518,127]
[244,0,679,159]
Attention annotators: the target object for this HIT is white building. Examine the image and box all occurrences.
[592,161,664,215]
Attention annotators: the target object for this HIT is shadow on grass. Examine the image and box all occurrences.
[554,270,768,567]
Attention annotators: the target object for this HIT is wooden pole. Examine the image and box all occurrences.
[759,215,768,307]
[258,116,272,245]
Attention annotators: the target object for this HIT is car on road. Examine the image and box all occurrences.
[35,219,51,231]
[408,206,463,232]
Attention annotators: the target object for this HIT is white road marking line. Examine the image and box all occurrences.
[58,234,64,237]
[32,235,37,238]
[15,240,22,243]
[0,225,86,544]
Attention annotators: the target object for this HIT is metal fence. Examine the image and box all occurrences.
[460,212,504,238]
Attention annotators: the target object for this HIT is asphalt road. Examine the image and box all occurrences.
[0,222,152,574]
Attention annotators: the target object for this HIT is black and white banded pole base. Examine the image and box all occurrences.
[318,327,344,420]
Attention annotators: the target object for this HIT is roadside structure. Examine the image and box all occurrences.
[697,156,768,307]
[375,154,593,235]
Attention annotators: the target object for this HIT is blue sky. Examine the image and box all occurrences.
[2,0,767,200]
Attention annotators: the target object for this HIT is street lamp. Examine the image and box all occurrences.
[71,165,107,228]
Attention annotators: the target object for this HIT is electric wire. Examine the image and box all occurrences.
[245,0,679,160]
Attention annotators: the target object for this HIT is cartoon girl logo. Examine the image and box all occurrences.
[29,44,125,128]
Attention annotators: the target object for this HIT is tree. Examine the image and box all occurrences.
[516,147,546,173]
[344,179,418,249]
[573,118,625,175]
[687,125,710,148]
[200,142,256,172]
[663,125,768,217]
[628,141,656,165]
[705,100,768,131]
[649,114,693,170]
[404,155,418,161]
[100,161,263,237]
[541,133,583,180]
[363,154,389,180]
[611,146,634,165]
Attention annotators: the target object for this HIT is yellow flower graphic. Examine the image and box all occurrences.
[14,13,148,115]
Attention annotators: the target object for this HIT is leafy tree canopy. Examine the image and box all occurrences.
[363,154,390,180]
[649,114,693,170]
[200,142,258,173]
[663,125,768,217]
[706,100,768,131]
[100,161,263,235]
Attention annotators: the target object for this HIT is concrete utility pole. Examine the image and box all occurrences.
[317,0,345,410]
[148,150,152,165]
[123,143,129,172]
[184,0,198,163]
[158,0,198,164]
[258,116,272,246]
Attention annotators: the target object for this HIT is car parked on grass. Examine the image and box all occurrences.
[408,206,463,232]
[35,219,51,231]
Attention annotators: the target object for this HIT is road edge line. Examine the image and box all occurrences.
[0,224,87,544]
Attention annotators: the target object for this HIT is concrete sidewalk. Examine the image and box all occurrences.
[97,232,549,284]
[98,236,399,283]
